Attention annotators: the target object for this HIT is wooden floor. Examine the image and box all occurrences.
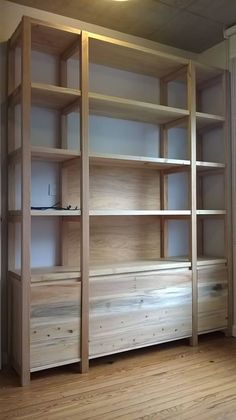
[1,334,236,419]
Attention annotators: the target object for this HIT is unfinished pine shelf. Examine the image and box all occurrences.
[7,16,232,386]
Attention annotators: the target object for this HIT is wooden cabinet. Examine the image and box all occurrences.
[89,269,192,358]
[7,16,231,385]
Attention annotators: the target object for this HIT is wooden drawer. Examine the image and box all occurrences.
[89,269,192,358]
[198,265,228,333]
[30,281,81,371]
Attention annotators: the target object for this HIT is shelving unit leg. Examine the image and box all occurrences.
[188,61,198,346]
[80,31,89,373]
[21,16,32,386]
[223,71,233,336]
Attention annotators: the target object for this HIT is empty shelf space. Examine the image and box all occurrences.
[31,209,81,216]
[90,153,191,170]
[90,210,191,217]
[196,112,225,129]
[8,83,81,110]
[89,92,189,124]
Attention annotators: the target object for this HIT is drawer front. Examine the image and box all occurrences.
[30,281,81,370]
[198,265,228,333]
[89,269,192,358]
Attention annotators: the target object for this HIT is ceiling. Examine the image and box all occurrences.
[10,0,236,52]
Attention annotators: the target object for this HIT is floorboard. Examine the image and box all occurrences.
[1,333,236,419]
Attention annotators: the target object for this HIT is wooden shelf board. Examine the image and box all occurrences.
[90,259,191,276]
[30,17,81,55]
[31,210,81,216]
[197,210,226,216]
[9,259,191,283]
[90,153,191,169]
[89,33,188,79]
[196,112,225,129]
[31,146,80,162]
[8,256,227,283]
[196,161,225,171]
[89,92,189,124]
[90,210,191,216]
[8,83,81,110]
[197,256,227,267]
[31,83,81,110]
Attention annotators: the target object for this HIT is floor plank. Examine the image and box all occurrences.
[1,334,236,419]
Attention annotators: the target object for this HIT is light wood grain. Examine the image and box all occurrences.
[198,265,228,333]
[80,31,90,373]
[30,282,81,370]
[63,217,161,267]
[20,16,31,387]
[89,269,192,357]
[188,62,198,346]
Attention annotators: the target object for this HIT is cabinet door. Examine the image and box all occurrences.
[30,281,81,371]
[89,269,192,358]
[198,265,228,333]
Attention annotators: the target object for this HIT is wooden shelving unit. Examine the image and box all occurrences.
[7,16,231,386]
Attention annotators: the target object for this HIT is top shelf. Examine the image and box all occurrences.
[89,33,188,79]
[89,33,224,84]
[11,16,81,56]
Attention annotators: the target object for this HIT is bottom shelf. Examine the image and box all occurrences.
[8,256,227,282]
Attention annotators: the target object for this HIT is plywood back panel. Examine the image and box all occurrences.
[61,159,160,210]
[89,269,192,358]
[62,217,161,266]
[30,281,81,370]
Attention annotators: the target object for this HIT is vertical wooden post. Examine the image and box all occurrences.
[21,16,31,386]
[223,71,233,336]
[59,58,68,149]
[160,124,168,258]
[80,31,89,372]
[188,61,198,346]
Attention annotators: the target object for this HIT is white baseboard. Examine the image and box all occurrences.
[232,325,236,337]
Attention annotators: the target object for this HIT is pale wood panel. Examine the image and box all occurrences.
[89,269,192,357]
[10,277,22,375]
[63,217,161,266]
[91,166,160,210]
[62,159,160,210]
[198,265,228,333]
[30,282,81,370]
